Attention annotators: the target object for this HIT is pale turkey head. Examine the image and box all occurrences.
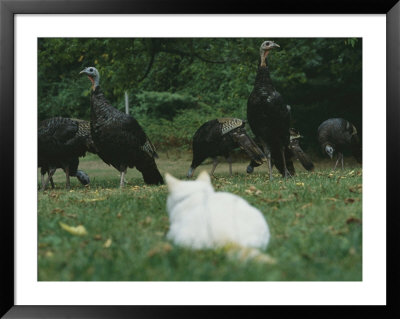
[325,145,334,159]
[80,66,100,90]
[260,40,280,67]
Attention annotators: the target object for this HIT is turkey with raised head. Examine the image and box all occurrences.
[246,40,292,179]
[80,66,163,187]
[38,117,96,191]
[187,118,267,178]
[317,118,362,169]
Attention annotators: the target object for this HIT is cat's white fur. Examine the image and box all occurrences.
[165,171,270,250]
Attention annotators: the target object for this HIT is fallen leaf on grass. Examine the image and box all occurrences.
[103,238,112,248]
[82,197,107,202]
[51,208,64,214]
[344,198,355,204]
[93,234,102,241]
[139,216,152,226]
[245,185,262,195]
[117,213,122,218]
[59,222,88,236]
[336,176,346,184]
[325,197,338,202]
[45,251,54,258]
[346,217,362,225]
[295,182,304,187]
[131,186,140,191]
[349,184,362,193]
[147,242,173,257]
[300,203,312,210]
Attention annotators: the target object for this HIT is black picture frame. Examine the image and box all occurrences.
[1,0,399,317]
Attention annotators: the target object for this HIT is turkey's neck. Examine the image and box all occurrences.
[90,86,111,119]
[254,65,274,90]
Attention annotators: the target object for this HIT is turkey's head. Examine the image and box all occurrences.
[325,145,334,159]
[260,40,280,67]
[80,66,100,90]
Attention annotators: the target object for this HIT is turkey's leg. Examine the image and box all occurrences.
[260,141,273,180]
[210,158,219,177]
[41,173,45,189]
[50,176,55,189]
[47,170,55,189]
[65,166,71,190]
[334,153,341,170]
[281,148,292,178]
[340,153,344,170]
[120,171,125,188]
[42,168,56,191]
[226,155,232,176]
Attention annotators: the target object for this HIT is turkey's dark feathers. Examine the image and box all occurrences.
[38,117,94,177]
[90,86,163,184]
[247,65,292,177]
[190,119,266,169]
[289,139,315,171]
[318,118,361,163]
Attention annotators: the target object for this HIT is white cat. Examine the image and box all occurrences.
[165,171,271,257]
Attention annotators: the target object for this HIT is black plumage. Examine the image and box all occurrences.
[187,118,267,177]
[287,128,314,171]
[246,41,292,179]
[80,66,163,187]
[246,128,314,175]
[38,117,96,190]
[317,118,362,169]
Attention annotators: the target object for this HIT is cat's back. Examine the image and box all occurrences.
[207,192,270,249]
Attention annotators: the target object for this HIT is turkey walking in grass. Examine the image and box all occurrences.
[246,127,314,175]
[38,117,96,191]
[317,118,362,169]
[80,66,163,187]
[187,118,266,178]
[246,41,292,180]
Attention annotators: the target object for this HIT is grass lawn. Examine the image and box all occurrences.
[38,152,362,281]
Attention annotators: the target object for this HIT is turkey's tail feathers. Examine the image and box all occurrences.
[141,139,159,159]
[223,244,276,265]
[232,132,267,165]
[290,142,314,171]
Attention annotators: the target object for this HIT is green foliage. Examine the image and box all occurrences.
[38,38,362,153]
[132,91,198,120]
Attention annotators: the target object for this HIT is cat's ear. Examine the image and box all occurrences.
[196,170,211,184]
[165,173,180,191]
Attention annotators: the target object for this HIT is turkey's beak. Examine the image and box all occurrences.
[271,42,280,48]
[79,69,87,75]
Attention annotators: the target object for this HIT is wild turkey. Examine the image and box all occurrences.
[317,118,362,169]
[246,128,314,174]
[246,40,292,180]
[187,118,267,178]
[38,117,96,190]
[287,128,314,171]
[80,66,163,187]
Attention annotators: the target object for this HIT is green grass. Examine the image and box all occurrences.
[38,152,362,281]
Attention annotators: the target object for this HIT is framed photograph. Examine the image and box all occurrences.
[1,0,398,317]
